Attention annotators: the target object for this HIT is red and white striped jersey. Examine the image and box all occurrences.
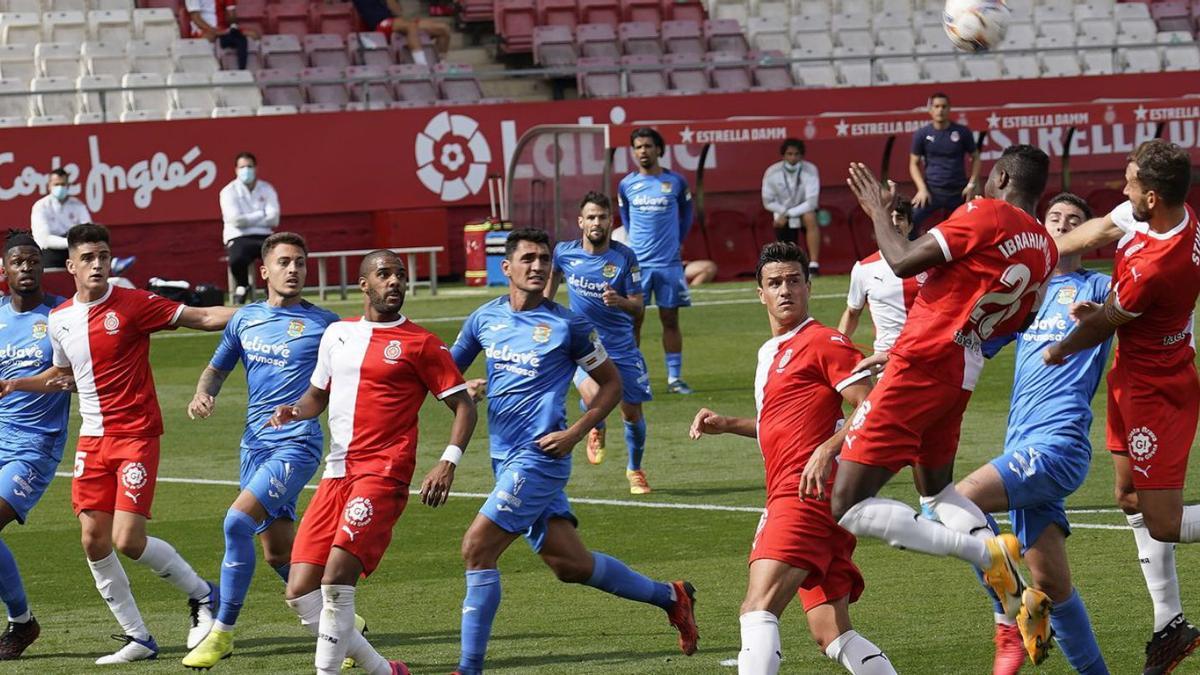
[50,285,184,437]
[311,316,466,483]
[846,252,926,353]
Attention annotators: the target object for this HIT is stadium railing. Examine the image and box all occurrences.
[309,246,443,300]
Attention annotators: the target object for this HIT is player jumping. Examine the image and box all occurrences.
[830,146,1057,623]
[182,232,341,669]
[1045,140,1200,675]
[690,242,895,675]
[449,228,698,675]
[271,249,477,675]
[546,192,655,494]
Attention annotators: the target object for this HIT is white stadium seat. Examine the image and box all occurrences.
[1119,46,1161,73]
[119,108,165,121]
[838,59,872,86]
[1040,51,1081,77]
[1078,18,1116,45]
[34,41,79,77]
[211,105,256,117]
[0,75,27,116]
[792,31,833,57]
[82,40,127,77]
[0,12,44,44]
[43,10,87,43]
[962,53,1002,80]
[211,68,261,108]
[166,107,208,119]
[1079,48,1115,75]
[257,104,297,115]
[121,71,169,112]
[792,59,836,86]
[74,110,105,123]
[133,7,178,43]
[128,38,173,74]
[88,8,132,43]
[167,70,214,110]
[998,22,1035,51]
[1163,44,1200,72]
[876,56,920,84]
[28,113,69,125]
[30,74,75,116]
[920,55,962,81]
[172,38,220,73]
[77,72,119,114]
[1002,54,1039,78]
[834,28,873,57]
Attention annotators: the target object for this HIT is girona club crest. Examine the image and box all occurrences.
[103,311,120,334]
[344,496,374,528]
[383,339,402,363]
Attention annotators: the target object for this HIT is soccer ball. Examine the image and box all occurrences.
[943,0,1011,52]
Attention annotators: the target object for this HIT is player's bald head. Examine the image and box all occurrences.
[359,249,403,278]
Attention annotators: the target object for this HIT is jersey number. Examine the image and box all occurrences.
[73,451,87,478]
[968,264,1041,340]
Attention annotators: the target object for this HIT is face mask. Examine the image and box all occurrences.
[783,161,800,172]
[51,185,68,200]
[238,166,256,184]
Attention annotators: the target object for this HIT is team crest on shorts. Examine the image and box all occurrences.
[601,263,618,279]
[103,311,120,334]
[532,323,552,344]
[287,319,305,338]
[121,462,148,490]
[31,322,46,340]
[1055,286,1077,305]
[343,496,374,527]
[383,339,403,363]
[1127,426,1159,461]
[848,400,872,431]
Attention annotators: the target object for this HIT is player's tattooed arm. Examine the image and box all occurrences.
[1053,213,1123,257]
[188,366,231,419]
[688,408,756,439]
[847,163,944,278]
[1043,297,1123,366]
[419,389,478,508]
[176,305,238,332]
[538,359,621,458]
[267,384,330,428]
[0,365,74,396]
[800,380,870,501]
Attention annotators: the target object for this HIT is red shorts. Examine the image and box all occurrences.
[749,492,864,613]
[292,474,409,576]
[839,353,972,473]
[1107,363,1200,490]
[72,436,160,518]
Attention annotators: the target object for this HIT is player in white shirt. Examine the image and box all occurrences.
[220,152,280,304]
[30,169,91,269]
[838,197,922,354]
[762,139,821,275]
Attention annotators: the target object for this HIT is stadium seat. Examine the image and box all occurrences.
[495,0,536,54]
[1033,4,1071,23]
[750,49,792,87]
[310,2,354,37]
[837,59,871,86]
[792,30,833,58]
[301,66,347,106]
[875,25,915,55]
[256,103,296,114]
[790,9,829,32]
[705,19,748,55]
[87,8,131,42]
[1037,20,1077,48]
[346,31,391,66]
[533,25,576,67]
[663,0,703,22]
[28,113,70,125]
[961,53,1001,80]
[839,0,869,14]
[621,0,662,25]
[391,34,439,67]
[1074,2,1113,21]
[0,43,35,80]
[31,74,75,116]
[133,7,179,42]
[1163,44,1200,71]
[576,22,620,58]
[664,51,707,92]
[0,115,20,126]
[122,71,169,112]
[172,38,219,73]
[1078,17,1117,45]
[662,19,704,55]
[435,63,482,102]
[390,63,437,103]
[1119,46,1161,72]
[619,21,663,55]
[211,104,255,116]
[831,10,869,31]
[579,0,620,24]
[262,34,305,72]
[1001,53,1039,78]
[167,70,213,110]
[232,0,266,37]
[1113,1,1151,21]
[266,0,309,37]
[998,22,1035,51]
[304,33,349,68]
[74,111,104,123]
[877,0,912,13]
[0,76,27,117]
[876,56,919,84]
[621,53,666,93]
[1078,48,1115,74]
[166,107,207,119]
[257,68,303,106]
[1157,30,1195,44]
[119,108,165,121]
[1,13,44,44]
[220,36,260,70]
[35,42,80,77]
[1117,18,1158,45]
[537,0,577,28]
[747,17,790,52]
[916,23,948,52]
[128,38,173,74]
[791,58,835,86]
[1040,51,1081,77]
[791,0,828,20]
[299,102,340,112]
[920,55,962,81]
[576,55,620,96]
[707,50,751,90]
[0,0,41,12]
[346,64,393,103]
[754,0,788,22]
[211,68,260,107]
[834,28,873,57]
[77,72,118,114]
[41,10,85,42]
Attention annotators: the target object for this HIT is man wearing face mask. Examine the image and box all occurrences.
[220,152,280,305]
[30,169,91,269]
[761,139,821,276]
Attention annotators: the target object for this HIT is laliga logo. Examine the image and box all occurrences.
[415,111,492,202]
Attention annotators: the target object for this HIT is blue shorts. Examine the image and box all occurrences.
[574,352,653,405]
[0,428,65,524]
[480,456,576,553]
[240,443,321,533]
[989,437,1091,552]
[640,265,691,309]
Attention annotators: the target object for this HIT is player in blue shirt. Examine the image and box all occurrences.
[947,194,1109,675]
[0,231,67,660]
[450,229,698,675]
[547,192,655,494]
[182,232,341,669]
[618,127,695,394]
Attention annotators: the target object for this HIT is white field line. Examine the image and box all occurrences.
[51,472,1131,531]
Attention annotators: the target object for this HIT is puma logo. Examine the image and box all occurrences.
[1134,465,1151,478]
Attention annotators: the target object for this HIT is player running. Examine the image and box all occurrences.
[952,194,1110,675]
[689,242,895,675]
[1045,140,1200,675]
[618,127,695,394]
[0,223,236,664]
[449,228,698,675]
[546,192,655,494]
[830,146,1057,623]
[271,249,477,675]
[0,232,67,660]
[181,232,340,669]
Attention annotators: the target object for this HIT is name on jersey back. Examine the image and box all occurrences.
[998,230,1054,273]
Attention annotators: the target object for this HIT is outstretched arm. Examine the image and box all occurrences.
[0,365,73,396]
[688,407,756,439]
[847,163,945,278]
[177,305,238,332]
[1055,212,1124,257]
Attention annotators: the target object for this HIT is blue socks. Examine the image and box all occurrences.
[458,569,501,675]
[585,552,673,609]
[624,418,647,471]
[272,563,291,583]
[1052,589,1108,674]
[665,353,683,382]
[0,539,27,620]
[217,508,259,627]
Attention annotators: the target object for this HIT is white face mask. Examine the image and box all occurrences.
[51,184,69,201]
[783,160,801,172]
[238,166,256,184]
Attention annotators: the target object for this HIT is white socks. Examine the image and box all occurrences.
[919,484,992,538]
[1179,505,1200,544]
[134,537,209,600]
[412,51,429,66]
[738,610,781,675]
[1128,513,1183,632]
[316,585,356,674]
[838,497,991,569]
[88,552,149,640]
[288,589,390,675]
[826,630,897,674]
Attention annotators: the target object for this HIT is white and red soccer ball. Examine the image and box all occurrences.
[943,0,1011,52]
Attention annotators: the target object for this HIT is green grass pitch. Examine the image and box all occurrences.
[3,271,1196,674]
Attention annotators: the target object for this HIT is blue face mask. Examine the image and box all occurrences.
[51,184,68,201]
[238,166,256,184]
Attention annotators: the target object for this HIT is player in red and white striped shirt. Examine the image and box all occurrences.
[0,224,236,664]
[270,250,477,675]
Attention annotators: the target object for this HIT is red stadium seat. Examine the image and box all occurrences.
[537,0,578,28]
[706,50,750,90]
[579,0,620,24]
[436,62,483,102]
[261,33,305,71]
[304,33,349,67]
[391,63,438,103]
[458,0,494,24]
[257,67,305,106]
[621,0,662,26]
[534,24,577,66]
[346,64,394,103]
[662,20,703,55]
[750,49,794,88]
[232,0,267,38]
[618,21,662,55]
[267,0,310,37]
[662,0,704,22]
[302,65,349,105]
[495,0,537,54]
[576,55,620,96]
[346,31,392,66]
[664,52,708,92]
[576,23,620,58]
[621,53,666,94]
[704,19,748,56]
[310,3,357,38]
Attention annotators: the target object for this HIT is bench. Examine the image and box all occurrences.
[310,247,443,301]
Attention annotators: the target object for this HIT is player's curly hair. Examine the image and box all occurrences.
[756,242,810,286]
[1129,140,1191,207]
[3,229,38,253]
[579,191,611,214]
[630,127,664,153]
[505,228,550,259]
